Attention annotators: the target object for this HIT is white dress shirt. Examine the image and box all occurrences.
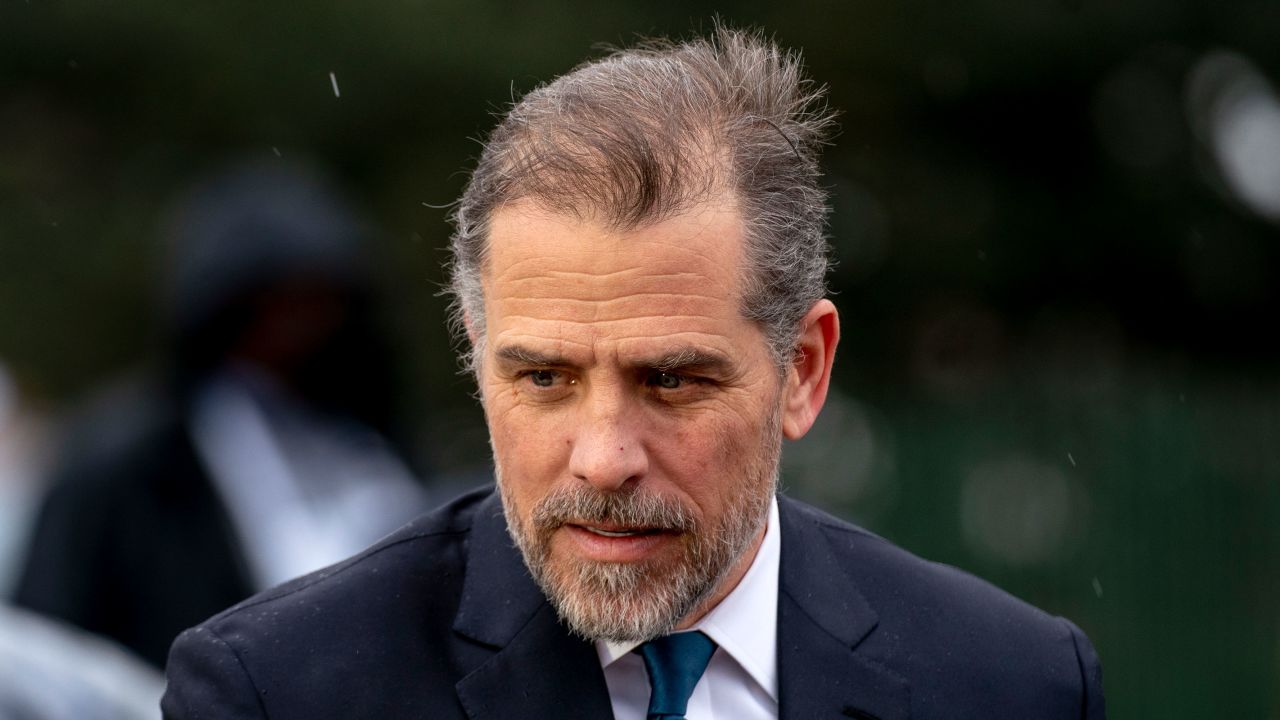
[596,497,780,720]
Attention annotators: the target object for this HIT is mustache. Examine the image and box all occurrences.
[531,485,697,532]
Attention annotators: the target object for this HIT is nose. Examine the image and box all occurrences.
[567,385,648,492]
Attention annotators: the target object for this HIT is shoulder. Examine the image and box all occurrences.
[781,495,1062,628]
[778,496,1105,718]
[162,487,501,719]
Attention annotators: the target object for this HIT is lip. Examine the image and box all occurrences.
[559,524,678,563]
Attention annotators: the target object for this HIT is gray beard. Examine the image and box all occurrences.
[496,437,778,643]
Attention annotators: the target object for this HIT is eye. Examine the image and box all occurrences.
[650,372,684,389]
[529,369,558,387]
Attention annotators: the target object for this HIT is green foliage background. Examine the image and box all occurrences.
[3,1,1278,715]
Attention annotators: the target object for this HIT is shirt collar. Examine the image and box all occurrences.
[596,495,781,701]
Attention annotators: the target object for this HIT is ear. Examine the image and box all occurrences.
[781,299,840,440]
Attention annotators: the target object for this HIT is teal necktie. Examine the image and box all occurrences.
[636,631,718,720]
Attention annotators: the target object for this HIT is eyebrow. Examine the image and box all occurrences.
[494,345,566,367]
[641,347,734,375]
[492,344,735,375]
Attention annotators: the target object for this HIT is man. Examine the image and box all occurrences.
[163,28,1105,719]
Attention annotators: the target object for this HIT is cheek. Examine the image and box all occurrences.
[685,424,736,475]
[489,408,572,491]
[702,396,768,459]
[657,409,760,505]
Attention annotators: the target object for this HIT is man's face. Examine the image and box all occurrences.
[478,198,784,642]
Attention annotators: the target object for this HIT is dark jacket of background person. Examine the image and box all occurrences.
[162,488,1105,720]
[14,384,254,668]
[14,160,430,668]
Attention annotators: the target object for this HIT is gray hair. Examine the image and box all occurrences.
[447,26,837,373]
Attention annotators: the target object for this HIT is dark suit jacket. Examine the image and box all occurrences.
[162,488,1104,719]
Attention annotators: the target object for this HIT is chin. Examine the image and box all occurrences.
[541,550,716,643]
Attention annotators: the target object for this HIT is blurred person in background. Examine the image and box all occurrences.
[0,359,51,598]
[2,325,161,720]
[13,158,431,668]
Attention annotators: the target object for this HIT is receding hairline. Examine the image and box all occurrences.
[481,121,736,235]
[485,183,729,239]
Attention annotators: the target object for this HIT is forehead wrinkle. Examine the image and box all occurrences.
[494,312,737,324]
[494,293,737,310]
[485,207,744,279]
[490,260,729,289]
[490,276,743,326]
[535,268,713,284]
[485,268,738,318]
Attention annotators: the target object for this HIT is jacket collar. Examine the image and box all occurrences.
[777,497,911,720]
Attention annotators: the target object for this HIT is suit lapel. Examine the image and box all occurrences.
[451,494,615,720]
[777,498,911,720]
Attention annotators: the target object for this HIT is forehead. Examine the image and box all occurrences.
[481,200,757,362]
